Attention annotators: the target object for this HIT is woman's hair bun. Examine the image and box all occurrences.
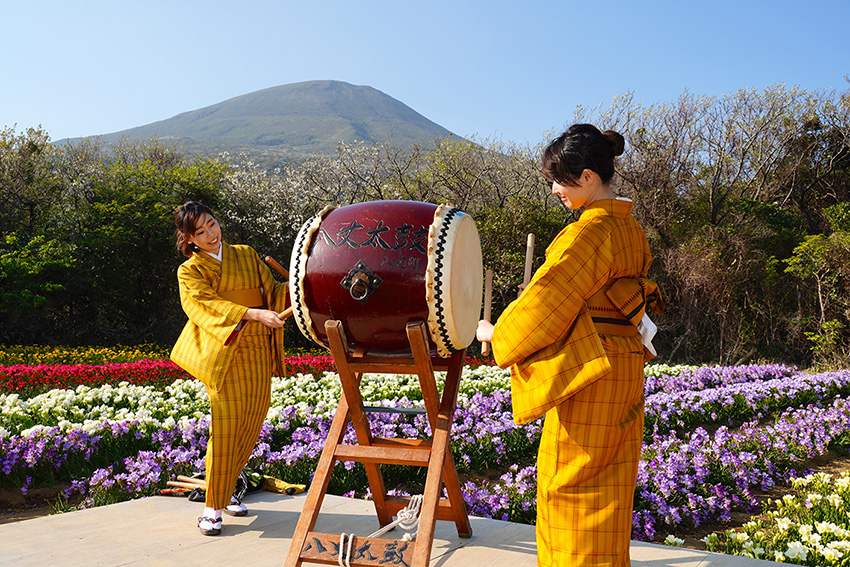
[541,124,624,185]
[602,130,625,157]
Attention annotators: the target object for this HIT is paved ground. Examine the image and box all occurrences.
[0,491,781,567]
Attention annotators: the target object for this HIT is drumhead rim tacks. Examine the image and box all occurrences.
[289,205,335,351]
[425,204,483,358]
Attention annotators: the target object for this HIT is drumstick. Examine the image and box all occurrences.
[176,475,207,487]
[481,269,493,357]
[523,233,535,286]
[264,255,289,280]
[263,256,293,322]
[167,480,206,490]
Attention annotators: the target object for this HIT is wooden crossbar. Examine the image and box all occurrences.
[284,320,472,567]
[300,532,414,566]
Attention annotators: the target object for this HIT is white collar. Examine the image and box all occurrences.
[203,243,223,262]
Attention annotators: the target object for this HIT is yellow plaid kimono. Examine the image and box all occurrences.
[491,199,656,567]
[171,243,287,509]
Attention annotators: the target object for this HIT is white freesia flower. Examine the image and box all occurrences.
[20,424,49,437]
[817,521,840,535]
[664,535,684,547]
[835,474,850,490]
[827,493,843,508]
[785,541,808,561]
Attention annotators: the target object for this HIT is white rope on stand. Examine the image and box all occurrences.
[337,494,424,566]
[368,494,423,539]
[338,532,355,567]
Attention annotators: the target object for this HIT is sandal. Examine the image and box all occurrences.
[198,515,222,536]
[223,497,248,517]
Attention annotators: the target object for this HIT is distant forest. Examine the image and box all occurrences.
[2,84,849,367]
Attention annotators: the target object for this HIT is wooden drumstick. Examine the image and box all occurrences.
[263,256,292,322]
[176,475,207,487]
[481,269,493,356]
[167,480,207,490]
[523,233,535,286]
[264,255,289,280]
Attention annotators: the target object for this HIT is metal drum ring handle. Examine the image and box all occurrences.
[340,260,383,305]
[349,273,371,301]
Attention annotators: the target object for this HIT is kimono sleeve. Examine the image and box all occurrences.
[490,220,614,369]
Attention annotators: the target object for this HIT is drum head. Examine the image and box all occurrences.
[426,207,483,356]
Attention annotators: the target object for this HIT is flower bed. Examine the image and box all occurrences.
[0,351,491,397]
[643,363,797,395]
[645,369,850,436]
[0,360,189,398]
[2,353,849,566]
[0,344,173,366]
[703,471,850,564]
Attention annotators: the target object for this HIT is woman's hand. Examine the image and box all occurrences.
[245,308,285,329]
[476,320,494,343]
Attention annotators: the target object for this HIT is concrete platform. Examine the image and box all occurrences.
[0,491,780,566]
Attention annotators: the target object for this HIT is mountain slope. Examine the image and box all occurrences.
[65,80,455,158]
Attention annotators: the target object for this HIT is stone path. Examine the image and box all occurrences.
[0,491,781,566]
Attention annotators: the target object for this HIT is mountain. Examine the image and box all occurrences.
[58,80,457,160]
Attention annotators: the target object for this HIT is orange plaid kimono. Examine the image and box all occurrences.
[170,243,287,509]
[491,199,657,567]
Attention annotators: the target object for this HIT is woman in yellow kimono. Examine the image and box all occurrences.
[477,124,661,566]
[170,201,288,536]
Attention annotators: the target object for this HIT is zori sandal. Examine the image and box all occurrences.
[198,516,222,536]
[224,497,247,517]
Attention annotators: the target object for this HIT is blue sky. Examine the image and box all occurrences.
[2,0,848,146]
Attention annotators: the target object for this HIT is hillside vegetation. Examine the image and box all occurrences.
[2,83,850,367]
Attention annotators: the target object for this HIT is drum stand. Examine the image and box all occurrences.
[284,320,472,567]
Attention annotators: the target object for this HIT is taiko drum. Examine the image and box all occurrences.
[288,200,483,356]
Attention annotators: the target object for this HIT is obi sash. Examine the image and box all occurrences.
[586,277,663,359]
[218,287,265,309]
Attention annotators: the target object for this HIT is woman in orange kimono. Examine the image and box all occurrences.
[477,124,661,566]
[170,201,288,536]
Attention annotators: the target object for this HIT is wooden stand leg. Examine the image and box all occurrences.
[285,320,472,567]
[406,323,472,541]
[326,321,392,528]
[283,391,352,567]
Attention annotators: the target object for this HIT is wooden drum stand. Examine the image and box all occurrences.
[284,319,472,567]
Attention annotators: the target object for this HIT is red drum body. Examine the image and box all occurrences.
[289,201,483,356]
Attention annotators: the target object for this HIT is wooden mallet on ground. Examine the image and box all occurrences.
[166,475,207,491]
